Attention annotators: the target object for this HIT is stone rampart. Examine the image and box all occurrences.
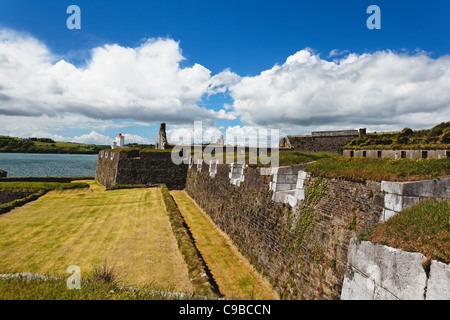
[95,149,188,190]
[186,162,384,299]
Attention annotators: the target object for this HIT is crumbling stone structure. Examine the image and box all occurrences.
[155,122,169,150]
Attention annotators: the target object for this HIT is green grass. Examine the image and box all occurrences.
[360,199,450,263]
[192,150,336,167]
[0,181,90,191]
[170,190,280,300]
[0,264,209,300]
[306,157,449,182]
[0,182,194,292]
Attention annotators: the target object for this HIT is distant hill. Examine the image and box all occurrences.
[0,136,110,154]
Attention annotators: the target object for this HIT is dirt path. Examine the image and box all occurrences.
[170,190,279,300]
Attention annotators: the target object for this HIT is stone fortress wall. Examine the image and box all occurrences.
[184,159,449,299]
[94,124,449,299]
[95,149,188,190]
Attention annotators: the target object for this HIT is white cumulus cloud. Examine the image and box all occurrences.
[0,28,235,124]
[228,49,450,131]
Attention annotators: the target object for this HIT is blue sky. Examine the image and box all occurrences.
[0,1,449,145]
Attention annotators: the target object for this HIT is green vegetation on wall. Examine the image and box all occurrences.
[344,122,450,150]
[284,177,328,256]
[306,157,449,182]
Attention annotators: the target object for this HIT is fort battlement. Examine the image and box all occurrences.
[95,149,188,190]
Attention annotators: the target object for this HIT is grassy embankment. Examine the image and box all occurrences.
[359,198,450,264]
[170,190,280,300]
[0,181,195,298]
[306,157,449,182]
[344,122,450,150]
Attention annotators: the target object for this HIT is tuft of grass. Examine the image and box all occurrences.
[366,198,450,263]
[307,157,449,182]
[90,260,124,290]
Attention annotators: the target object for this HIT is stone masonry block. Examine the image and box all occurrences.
[271,183,294,191]
[285,174,298,184]
[380,208,398,223]
[426,260,450,300]
[381,181,403,195]
[384,194,419,212]
[341,266,375,300]
[295,189,305,201]
[345,239,427,300]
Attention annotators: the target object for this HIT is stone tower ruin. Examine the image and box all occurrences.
[155,122,168,149]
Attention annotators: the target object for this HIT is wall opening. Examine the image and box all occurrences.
[362,151,367,157]
[401,151,406,159]
[422,151,428,159]
[377,150,382,158]
[350,151,354,158]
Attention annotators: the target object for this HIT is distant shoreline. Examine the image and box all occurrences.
[0,136,108,155]
[0,150,100,155]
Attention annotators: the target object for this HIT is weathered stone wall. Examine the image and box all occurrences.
[341,239,450,300]
[287,135,357,154]
[185,163,384,299]
[95,149,121,188]
[95,149,188,190]
[312,130,359,137]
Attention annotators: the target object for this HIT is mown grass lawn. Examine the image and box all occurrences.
[170,190,279,300]
[0,181,193,293]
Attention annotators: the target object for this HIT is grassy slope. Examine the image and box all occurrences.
[0,181,193,293]
[170,190,280,300]
[306,157,449,182]
[362,199,450,263]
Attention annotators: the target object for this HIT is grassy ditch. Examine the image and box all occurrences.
[170,190,280,300]
[358,198,450,263]
[160,185,220,297]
